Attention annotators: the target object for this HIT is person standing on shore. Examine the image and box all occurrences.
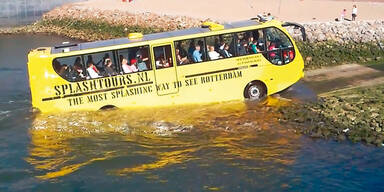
[340,9,346,21]
[352,5,358,21]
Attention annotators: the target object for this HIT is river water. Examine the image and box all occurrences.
[1,34,384,192]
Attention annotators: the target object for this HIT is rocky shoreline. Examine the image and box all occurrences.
[279,83,384,146]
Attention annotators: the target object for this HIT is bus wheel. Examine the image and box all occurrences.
[244,81,267,100]
[99,105,117,111]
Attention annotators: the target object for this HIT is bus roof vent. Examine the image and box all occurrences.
[201,22,224,31]
[128,33,143,40]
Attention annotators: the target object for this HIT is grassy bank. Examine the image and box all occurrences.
[0,18,163,41]
[279,83,384,146]
[297,41,384,70]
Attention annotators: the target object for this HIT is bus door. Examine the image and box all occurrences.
[151,43,179,96]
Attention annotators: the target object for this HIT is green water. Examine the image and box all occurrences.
[1,34,384,192]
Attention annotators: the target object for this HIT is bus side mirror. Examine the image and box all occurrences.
[282,22,307,42]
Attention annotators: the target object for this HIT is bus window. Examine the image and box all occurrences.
[205,33,235,60]
[118,46,151,74]
[84,51,116,79]
[264,27,295,65]
[52,56,86,82]
[235,30,265,57]
[235,32,249,56]
[174,37,207,65]
[153,45,174,69]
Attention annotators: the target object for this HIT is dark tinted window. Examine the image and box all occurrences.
[53,56,86,82]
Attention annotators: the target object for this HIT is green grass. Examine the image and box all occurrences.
[297,41,384,70]
[39,18,163,39]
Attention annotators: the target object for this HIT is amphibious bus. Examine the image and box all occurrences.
[27,19,306,112]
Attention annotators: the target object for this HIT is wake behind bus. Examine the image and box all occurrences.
[27,19,306,112]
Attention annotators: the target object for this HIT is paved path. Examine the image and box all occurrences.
[303,63,384,95]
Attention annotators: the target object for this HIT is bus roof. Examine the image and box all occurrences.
[51,20,261,54]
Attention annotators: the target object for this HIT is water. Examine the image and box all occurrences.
[1,34,384,192]
[0,0,84,27]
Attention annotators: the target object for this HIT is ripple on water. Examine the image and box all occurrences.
[24,97,305,184]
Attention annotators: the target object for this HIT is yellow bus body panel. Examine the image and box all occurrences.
[27,20,304,113]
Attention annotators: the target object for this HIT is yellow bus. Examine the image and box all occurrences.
[27,19,306,112]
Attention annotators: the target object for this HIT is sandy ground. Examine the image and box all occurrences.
[71,0,384,22]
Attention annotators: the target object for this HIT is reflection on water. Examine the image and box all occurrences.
[26,97,300,184]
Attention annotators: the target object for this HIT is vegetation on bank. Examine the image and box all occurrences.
[279,84,384,146]
[39,18,164,41]
[297,41,384,70]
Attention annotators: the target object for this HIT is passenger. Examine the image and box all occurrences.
[128,58,139,72]
[121,58,132,73]
[247,36,254,53]
[214,38,220,52]
[137,58,148,71]
[188,41,195,59]
[136,49,149,62]
[208,46,222,60]
[72,58,86,80]
[86,55,94,67]
[250,40,260,54]
[86,62,101,79]
[53,60,61,73]
[237,39,247,56]
[58,64,69,78]
[176,48,189,65]
[176,41,188,59]
[198,40,206,60]
[104,58,117,76]
[223,44,233,58]
[192,45,203,63]
[156,57,170,68]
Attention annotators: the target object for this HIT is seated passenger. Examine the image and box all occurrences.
[58,64,69,78]
[268,42,277,58]
[188,41,196,59]
[208,46,222,60]
[236,39,247,56]
[223,44,233,58]
[121,58,131,73]
[137,60,148,72]
[104,58,117,76]
[129,58,139,72]
[250,40,260,54]
[192,45,203,62]
[156,57,170,68]
[176,49,189,65]
[73,63,86,80]
[86,62,101,79]
[53,60,62,74]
